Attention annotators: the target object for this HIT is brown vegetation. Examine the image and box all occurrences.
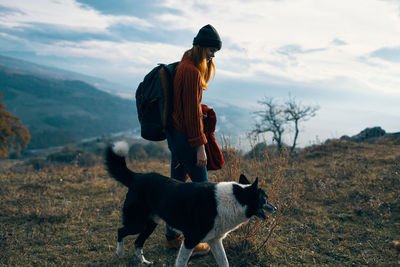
[0,93,30,157]
[1,138,399,266]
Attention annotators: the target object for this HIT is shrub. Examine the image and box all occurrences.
[27,158,51,170]
[143,142,169,159]
[47,147,98,166]
[128,143,148,160]
[244,142,280,160]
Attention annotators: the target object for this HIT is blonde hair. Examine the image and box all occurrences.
[183,46,215,90]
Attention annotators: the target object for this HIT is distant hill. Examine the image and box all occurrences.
[0,68,139,149]
[0,54,130,95]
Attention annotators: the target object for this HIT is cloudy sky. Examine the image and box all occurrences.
[1,0,399,146]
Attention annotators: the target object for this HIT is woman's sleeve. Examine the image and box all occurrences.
[180,67,207,147]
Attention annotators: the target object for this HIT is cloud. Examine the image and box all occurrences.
[1,23,115,44]
[381,0,400,15]
[276,44,326,61]
[76,0,182,18]
[331,38,347,46]
[1,0,400,98]
[152,0,400,96]
[0,0,151,32]
[30,39,184,65]
[0,4,24,16]
[370,46,400,63]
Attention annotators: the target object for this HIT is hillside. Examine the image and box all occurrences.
[0,54,129,95]
[1,138,399,266]
[0,67,139,149]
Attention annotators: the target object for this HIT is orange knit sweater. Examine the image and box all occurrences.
[171,54,207,147]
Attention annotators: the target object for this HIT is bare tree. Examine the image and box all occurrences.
[253,95,319,154]
[252,97,287,153]
[284,96,319,153]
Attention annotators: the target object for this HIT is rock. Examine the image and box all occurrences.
[333,126,400,144]
[339,135,351,141]
[351,127,386,142]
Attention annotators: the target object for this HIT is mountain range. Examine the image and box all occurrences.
[0,55,253,150]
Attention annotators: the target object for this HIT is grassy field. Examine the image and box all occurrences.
[1,139,400,266]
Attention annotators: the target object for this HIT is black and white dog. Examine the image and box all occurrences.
[105,141,277,267]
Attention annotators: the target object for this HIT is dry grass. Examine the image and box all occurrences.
[1,140,400,266]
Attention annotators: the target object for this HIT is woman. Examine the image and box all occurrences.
[164,24,222,255]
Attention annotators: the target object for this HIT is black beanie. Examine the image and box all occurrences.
[193,24,222,50]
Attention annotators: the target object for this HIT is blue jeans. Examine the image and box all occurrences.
[165,127,208,239]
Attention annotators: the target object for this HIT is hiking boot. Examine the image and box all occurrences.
[164,236,210,256]
[192,242,210,256]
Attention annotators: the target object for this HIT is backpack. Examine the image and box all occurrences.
[135,62,179,141]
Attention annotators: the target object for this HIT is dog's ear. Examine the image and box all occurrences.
[250,177,259,189]
[239,174,250,185]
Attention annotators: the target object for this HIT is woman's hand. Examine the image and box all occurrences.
[196,144,207,168]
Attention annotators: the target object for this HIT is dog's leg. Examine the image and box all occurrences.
[175,243,194,267]
[208,238,229,267]
[117,226,141,258]
[116,240,124,258]
[134,221,157,265]
[116,227,128,258]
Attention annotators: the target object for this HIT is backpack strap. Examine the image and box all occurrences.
[164,62,180,77]
[159,62,180,129]
[159,66,170,129]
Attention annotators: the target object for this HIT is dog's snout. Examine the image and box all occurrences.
[270,205,277,213]
[264,202,277,213]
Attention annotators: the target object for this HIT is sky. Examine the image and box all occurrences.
[1,0,400,147]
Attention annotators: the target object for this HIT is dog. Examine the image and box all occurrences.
[105,141,277,267]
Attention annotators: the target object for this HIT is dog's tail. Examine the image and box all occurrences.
[105,141,135,187]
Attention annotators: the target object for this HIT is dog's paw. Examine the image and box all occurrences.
[116,250,124,258]
[140,258,153,265]
[136,247,153,265]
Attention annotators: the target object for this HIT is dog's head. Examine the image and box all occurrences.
[237,174,277,220]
